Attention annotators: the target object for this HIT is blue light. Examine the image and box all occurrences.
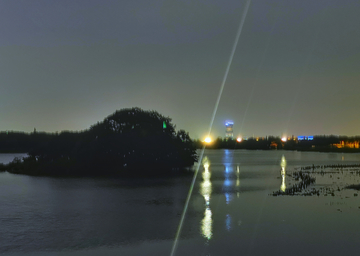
[226,214,231,231]
[298,136,313,141]
[225,193,233,204]
[224,179,232,187]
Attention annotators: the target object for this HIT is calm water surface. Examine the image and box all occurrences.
[1,150,360,256]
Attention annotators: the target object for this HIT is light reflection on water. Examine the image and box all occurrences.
[236,165,240,188]
[195,150,360,256]
[280,169,286,192]
[280,155,287,192]
[200,156,212,240]
[2,150,360,255]
[224,164,234,204]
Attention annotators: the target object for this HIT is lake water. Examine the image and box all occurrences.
[1,150,360,256]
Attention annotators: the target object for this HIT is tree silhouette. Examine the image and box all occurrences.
[7,107,198,176]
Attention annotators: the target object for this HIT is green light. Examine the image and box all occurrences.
[163,121,167,129]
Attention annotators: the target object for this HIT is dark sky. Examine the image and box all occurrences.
[1,0,360,139]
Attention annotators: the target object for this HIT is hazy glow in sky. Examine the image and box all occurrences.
[1,0,360,138]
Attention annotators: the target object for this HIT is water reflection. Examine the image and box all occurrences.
[223,160,238,232]
[226,214,232,231]
[201,207,212,240]
[280,155,287,192]
[224,164,234,204]
[200,153,242,238]
[200,156,212,240]
[223,149,233,163]
[280,155,287,168]
[236,165,240,186]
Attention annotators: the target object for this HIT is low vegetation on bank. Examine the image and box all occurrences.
[272,164,360,196]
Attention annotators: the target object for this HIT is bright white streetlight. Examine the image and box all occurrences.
[204,137,212,143]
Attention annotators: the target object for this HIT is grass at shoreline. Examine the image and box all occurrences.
[345,184,360,190]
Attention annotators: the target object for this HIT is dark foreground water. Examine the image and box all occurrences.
[1,150,360,256]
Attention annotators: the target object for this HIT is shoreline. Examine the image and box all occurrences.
[196,148,360,153]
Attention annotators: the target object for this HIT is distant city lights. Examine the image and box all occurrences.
[201,129,318,144]
[298,136,314,141]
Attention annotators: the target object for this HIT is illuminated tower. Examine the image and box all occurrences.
[225,121,234,139]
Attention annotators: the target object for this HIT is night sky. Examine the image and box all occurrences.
[1,0,360,139]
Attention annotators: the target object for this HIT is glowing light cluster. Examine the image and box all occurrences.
[204,137,212,143]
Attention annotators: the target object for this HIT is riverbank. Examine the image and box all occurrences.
[197,147,360,153]
[0,156,195,178]
[296,147,360,153]
[272,163,360,197]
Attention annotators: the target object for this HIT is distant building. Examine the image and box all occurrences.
[270,141,278,149]
[297,136,314,141]
[333,140,360,149]
[225,121,234,139]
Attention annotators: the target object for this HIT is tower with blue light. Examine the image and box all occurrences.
[225,121,234,139]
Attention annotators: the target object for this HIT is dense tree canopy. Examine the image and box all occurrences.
[5,108,198,176]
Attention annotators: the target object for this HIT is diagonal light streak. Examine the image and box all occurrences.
[170,1,252,255]
[207,0,252,137]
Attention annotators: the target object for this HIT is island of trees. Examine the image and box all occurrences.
[0,108,197,177]
[1,109,360,176]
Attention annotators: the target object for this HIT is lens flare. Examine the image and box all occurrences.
[170,1,252,255]
[204,137,212,143]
